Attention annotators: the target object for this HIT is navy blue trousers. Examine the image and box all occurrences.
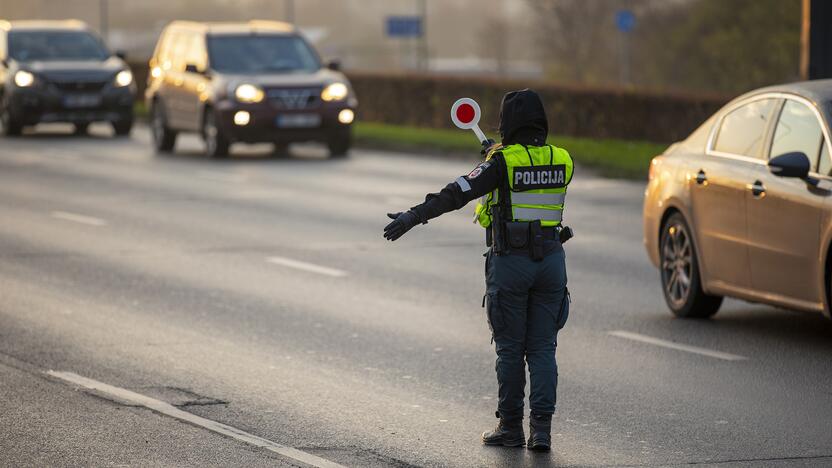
[484,247,569,421]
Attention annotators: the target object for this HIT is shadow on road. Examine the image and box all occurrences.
[710,306,832,345]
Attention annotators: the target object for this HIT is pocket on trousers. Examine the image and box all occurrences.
[555,287,570,330]
[483,290,505,335]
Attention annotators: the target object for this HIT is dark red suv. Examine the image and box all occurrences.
[145,21,357,158]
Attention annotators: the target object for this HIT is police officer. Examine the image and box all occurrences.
[383,89,571,451]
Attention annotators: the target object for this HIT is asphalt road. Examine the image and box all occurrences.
[1,124,831,468]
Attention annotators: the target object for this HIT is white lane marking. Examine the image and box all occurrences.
[608,330,748,361]
[46,371,346,468]
[51,211,107,226]
[265,256,348,277]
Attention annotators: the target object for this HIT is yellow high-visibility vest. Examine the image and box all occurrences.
[475,143,573,228]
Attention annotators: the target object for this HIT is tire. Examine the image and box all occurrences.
[1,107,23,136]
[151,101,177,153]
[203,110,229,158]
[327,133,351,158]
[73,123,89,135]
[111,118,133,137]
[659,212,723,318]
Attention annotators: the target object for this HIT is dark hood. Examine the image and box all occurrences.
[24,57,126,83]
[498,89,548,146]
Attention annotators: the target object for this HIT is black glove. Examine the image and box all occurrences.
[384,211,420,241]
[481,138,496,155]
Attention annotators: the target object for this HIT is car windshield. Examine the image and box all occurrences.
[8,30,110,62]
[207,34,321,74]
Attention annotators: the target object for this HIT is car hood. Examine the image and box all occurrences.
[220,69,348,88]
[23,57,125,82]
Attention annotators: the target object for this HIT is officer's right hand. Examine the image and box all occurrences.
[384,211,419,241]
[481,138,497,155]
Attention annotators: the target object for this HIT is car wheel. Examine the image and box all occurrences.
[111,118,133,137]
[327,134,351,158]
[151,102,177,153]
[73,123,89,136]
[203,111,229,158]
[660,212,723,318]
[0,107,23,136]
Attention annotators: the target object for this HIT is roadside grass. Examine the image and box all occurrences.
[355,122,668,179]
[133,103,666,179]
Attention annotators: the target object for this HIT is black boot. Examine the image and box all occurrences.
[482,412,525,447]
[527,413,552,451]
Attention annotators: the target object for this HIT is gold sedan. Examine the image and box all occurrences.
[644,81,832,318]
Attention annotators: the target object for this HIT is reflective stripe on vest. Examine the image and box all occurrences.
[511,192,566,206]
[512,207,563,222]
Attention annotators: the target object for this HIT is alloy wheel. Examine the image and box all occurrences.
[661,222,693,307]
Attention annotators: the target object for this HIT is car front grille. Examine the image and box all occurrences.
[266,87,321,110]
[50,81,108,92]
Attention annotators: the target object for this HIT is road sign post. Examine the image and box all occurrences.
[450,98,487,144]
[615,10,636,86]
[386,15,424,70]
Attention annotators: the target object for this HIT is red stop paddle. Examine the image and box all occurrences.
[451,98,487,144]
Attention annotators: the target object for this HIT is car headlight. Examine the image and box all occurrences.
[14,70,35,87]
[235,84,265,103]
[114,70,133,87]
[321,82,348,102]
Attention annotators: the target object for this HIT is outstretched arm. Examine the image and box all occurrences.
[384,151,503,241]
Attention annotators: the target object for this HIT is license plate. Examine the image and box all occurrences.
[63,94,101,108]
[276,114,321,128]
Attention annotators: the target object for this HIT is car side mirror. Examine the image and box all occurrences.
[115,50,127,60]
[184,63,200,74]
[769,151,811,179]
[326,59,341,71]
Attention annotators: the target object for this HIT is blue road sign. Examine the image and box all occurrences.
[616,10,636,33]
[386,16,423,38]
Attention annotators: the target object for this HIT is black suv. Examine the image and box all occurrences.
[146,21,357,158]
[0,20,136,136]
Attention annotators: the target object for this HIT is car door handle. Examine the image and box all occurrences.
[747,180,766,197]
[695,170,707,185]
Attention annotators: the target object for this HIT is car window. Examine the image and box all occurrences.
[207,34,320,74]
[819,138,831,176]
[713,98,777,159]
[770,100,823,172]
[8,30,109,62]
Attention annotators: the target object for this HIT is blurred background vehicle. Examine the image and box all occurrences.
[0,20,136,137]
[644,80,832,319]
[145,20,357,158]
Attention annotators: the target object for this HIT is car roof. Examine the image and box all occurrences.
[738,79,832,106]
[1,20,91,32]
[165,20,296,36]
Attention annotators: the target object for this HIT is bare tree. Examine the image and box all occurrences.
[526,0,623,84]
